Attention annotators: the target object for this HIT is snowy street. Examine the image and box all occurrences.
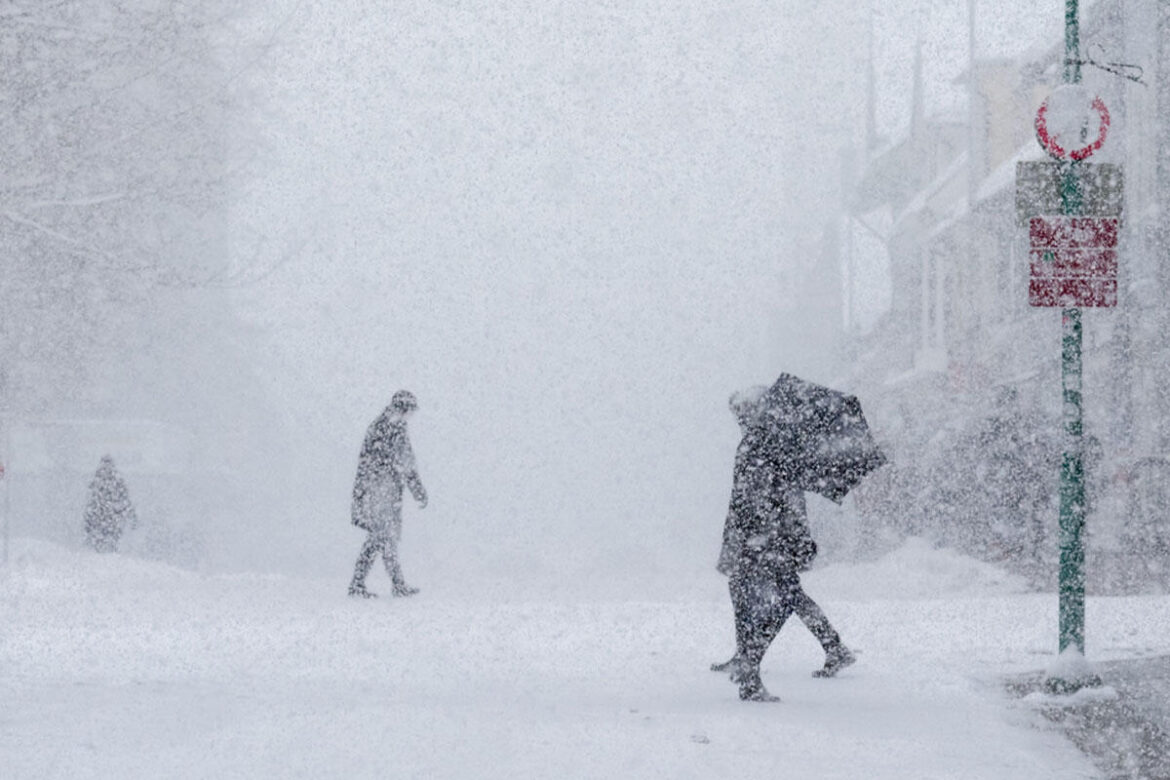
[6,538,1160,779]
[5,1,1170,777]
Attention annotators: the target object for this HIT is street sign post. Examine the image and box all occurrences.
[1013,0,1114,694]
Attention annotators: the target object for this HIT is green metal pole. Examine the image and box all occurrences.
[1059,0,1084,659]
[1064,0,1081,84]
[1047,0,1099,693]
[1058,304,1085,657]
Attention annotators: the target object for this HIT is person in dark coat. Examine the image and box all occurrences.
[712,388,855,701]
[347,390,429,598]
[83,455,138,553]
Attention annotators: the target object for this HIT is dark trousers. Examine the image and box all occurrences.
[730,564,841,671]
[350,528,406,589]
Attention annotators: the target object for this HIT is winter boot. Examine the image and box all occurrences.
[348,583,378,599]
[731,664,779,702]
[736,673,779,702]
[813,645,856,678]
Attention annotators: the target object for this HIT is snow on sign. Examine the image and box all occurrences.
[1034,85,1111,161]
[1029,216,1118,307]
[1015,161,1124,225]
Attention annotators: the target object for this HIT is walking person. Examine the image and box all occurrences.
[712,388,854,701]
[348,390,429,598]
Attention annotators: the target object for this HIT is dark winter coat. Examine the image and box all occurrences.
[351,409,427,532]
[717,429,816,576]
[83,456,137,553]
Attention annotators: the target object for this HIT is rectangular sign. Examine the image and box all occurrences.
[1029,278,1117,308]
[1016,161,1124,224]
[1029,216,1119,249]
[1029,248,1118,278]
[1027,216,1119,308]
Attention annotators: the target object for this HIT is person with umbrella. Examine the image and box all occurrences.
[712,388,854,688]
[714,376,885,701]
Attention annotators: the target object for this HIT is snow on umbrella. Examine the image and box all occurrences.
[752,373,888,504]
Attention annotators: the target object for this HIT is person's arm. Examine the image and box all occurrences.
[397,431,428,508]
[406,472,427,508]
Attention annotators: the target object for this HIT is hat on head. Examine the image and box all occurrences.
[390,390,418,413]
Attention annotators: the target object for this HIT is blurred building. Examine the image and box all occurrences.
[834,0,1170,588]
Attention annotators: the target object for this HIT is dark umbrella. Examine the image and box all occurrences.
[751,373,888,504]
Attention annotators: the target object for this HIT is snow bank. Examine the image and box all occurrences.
[810,537,1031,601]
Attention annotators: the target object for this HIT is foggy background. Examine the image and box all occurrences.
[0,1,1109,594]
[10,5,1170,776]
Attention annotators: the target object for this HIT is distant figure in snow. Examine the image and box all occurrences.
[711,387,855,701]
[348,390,429,598]
[83,455,138,553]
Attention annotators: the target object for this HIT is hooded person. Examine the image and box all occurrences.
[347,390,429,598]
[712,386,855,701]
[83,455,138,553]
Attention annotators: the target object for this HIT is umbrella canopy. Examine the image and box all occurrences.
[750,373,888,504]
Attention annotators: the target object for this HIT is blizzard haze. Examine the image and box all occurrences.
[0,0,1096,590]
[225,0,876,588]
[211,0,1071,585]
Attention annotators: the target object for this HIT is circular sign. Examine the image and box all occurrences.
[1034,87,1110,161]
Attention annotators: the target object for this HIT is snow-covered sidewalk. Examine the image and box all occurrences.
[3,538,1161,779]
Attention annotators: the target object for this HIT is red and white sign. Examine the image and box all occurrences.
[1035,86,1111,161]
[1028,216,1118,308]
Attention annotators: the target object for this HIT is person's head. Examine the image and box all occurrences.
[728,385,768,432]
[388,390,418,419]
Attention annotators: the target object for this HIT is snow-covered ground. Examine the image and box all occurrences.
[3,537,1164,779]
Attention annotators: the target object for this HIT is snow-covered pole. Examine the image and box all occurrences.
[1057,0,1084,659]
[1046,0,1100,694]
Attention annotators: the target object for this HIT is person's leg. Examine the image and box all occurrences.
[381,505,416,596]
[813,643,856,677]
[743,575,796,665]
[349,534,380,597]
[789,583,855,677]
[382,538,417,596]
[730,567,793,701]
[729,570,759,663]
[790,586,842,650]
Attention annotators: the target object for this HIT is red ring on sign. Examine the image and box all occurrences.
[1034,95,1111,161]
